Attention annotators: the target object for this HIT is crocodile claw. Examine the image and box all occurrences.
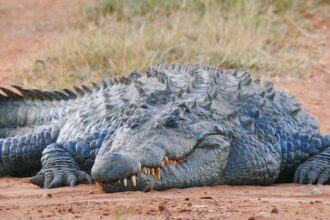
[30,143,93,189]
[294,159,330,185]
[30,169,93,189]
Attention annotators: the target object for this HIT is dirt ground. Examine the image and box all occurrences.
[0,1,330,220]
[0,0,85,84]
[1,178,330,220]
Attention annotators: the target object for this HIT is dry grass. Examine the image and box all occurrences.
[17,0,329,88]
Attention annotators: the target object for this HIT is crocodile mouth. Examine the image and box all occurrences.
[95,154,189,192]
[94,134,228,192]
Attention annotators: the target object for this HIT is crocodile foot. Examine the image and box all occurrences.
[30,143,93,188]
[294,158,330,184]
[30,168,93,189]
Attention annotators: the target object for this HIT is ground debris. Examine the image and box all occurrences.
[158,204,166,212]
[271,207,279,214]
[42,193,52,198]
[310,188,322,195]
[253,211,271,219]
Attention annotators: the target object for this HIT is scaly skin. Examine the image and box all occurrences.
[0,64,329,192]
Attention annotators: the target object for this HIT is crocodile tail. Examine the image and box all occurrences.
[0,85,79,138]
[0,126,61,176]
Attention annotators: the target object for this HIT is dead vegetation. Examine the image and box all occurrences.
[16,0,329,88]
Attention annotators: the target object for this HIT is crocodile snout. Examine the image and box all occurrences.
[91,152,140,186]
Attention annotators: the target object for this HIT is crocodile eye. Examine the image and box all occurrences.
[130,122,140,129]
[129,118,140,129]
[161,115,180,128]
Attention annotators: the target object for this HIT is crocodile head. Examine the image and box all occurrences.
[91,96,232,192]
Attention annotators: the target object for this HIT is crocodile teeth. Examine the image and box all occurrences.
[123,178,127,187]
[96,181,104,189]
[178,156,186,164]
[164,156,170,165]
[118,180,122,184]
[142,167,147,174]
[131,175,136,187]
[161,160,165,167]
[155,168,161,180]
[151,168,155,176]
[171,160,177,166]
[147,168,151,175]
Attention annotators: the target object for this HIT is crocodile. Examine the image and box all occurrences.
[0,64,330,193]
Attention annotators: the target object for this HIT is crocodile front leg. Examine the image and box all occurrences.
[294,135,330,184]
[31,129,114,188]
[30,143,93,188]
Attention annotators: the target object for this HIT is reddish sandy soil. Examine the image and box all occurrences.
[0,0,84,84]
[1,178,330,220]
[0,1,330,219]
